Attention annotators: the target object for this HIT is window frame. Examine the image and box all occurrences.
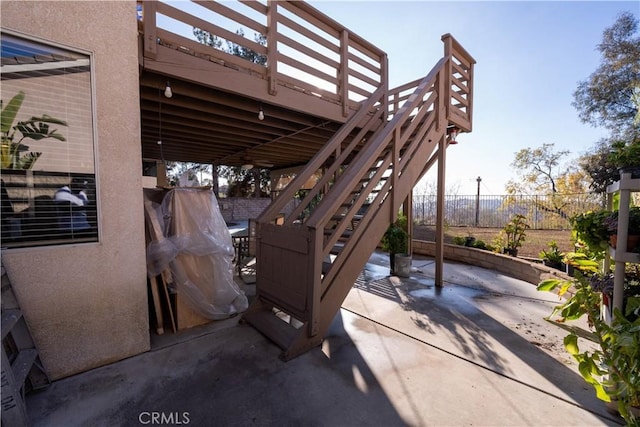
[1,28,100,249]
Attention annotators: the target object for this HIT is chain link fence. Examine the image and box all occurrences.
[412,193,606,230]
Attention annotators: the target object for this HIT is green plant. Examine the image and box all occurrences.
[452,236,466,246]
[1,91,67,169]
[609,140,640,170]
[562,251,600,275]
[472,239,488,250]
[537,276,640,425]
[570,210,611,255]
[381,215,409,274]
[382,220,408,255]
[603,207,640,236]
[539,240,564,268]
[501,214,530,255]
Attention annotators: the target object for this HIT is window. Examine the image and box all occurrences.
[1,30,98,248]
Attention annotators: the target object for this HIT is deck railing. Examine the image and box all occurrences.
[387,34,475,131]
[139,0,388,117]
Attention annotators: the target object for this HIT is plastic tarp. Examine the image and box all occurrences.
[145,188,248,320]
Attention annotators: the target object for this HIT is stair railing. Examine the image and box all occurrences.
[257,85,387,225]
[309,57,448,288]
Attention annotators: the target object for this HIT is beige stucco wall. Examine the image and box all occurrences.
[1,1,150,379]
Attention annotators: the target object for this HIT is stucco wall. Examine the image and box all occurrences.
[1,1,149,379]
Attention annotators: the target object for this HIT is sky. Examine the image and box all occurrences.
[160,0,638,194]
[303,1,638,195]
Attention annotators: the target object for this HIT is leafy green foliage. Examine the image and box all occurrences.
[570,210,611,255]
[1,91,67,169]
[562,252,600,274]
[580,138,632,194]
[537,277,640,425]
[609,140,640,170]
[572,11,640,132]
[539,240,564,265]
[453,236,466,246]
[575,12,640,195]
[382,214,409,255]
[502,214,530,251]
[193,27,267,65]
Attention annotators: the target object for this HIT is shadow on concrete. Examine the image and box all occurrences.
[26,306,406,426]
[352,253,622,425]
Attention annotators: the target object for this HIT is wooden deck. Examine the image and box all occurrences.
[138,0,388,168]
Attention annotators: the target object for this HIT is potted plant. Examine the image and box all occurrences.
[501,214,529,256]
[589,269,640,323]
[539,240,564,270]
[603,207,640,252]
[562,251,599,277]
[537,275,640,425]
[570,209,611,256]
[381,214,409,276]
[608,140,640,178]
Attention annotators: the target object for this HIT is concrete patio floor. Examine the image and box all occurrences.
[25,251,623,426]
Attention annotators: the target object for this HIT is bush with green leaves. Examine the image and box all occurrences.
[570,210,612,256]
[537,274,640,425]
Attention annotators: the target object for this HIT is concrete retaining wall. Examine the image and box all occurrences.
[412,240,572,288]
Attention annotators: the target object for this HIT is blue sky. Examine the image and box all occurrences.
[161,1,638,194]
[306,1,638,194]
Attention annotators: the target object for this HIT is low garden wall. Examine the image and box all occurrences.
[412,239,572,289]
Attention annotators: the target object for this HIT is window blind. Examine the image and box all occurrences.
[1,31,98,248]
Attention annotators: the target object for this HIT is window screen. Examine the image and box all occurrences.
[1,30,98,248]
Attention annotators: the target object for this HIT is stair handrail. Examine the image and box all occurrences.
[312,60,447,286]
[284,106,386,225]
[257,85,387,224]
[305,56,447,231]
[441,33,476,130]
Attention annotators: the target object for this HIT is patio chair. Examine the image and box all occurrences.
[236,219,257,284]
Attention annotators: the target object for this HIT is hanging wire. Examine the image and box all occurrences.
[158,86,165,162]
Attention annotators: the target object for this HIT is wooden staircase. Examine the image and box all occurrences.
[242,34,475,360]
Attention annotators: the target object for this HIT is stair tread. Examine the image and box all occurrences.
[1,309,23,340]
[329,245,344,255]
[242,306,301,350]
[322,261,332,275]
[324,229,352,238]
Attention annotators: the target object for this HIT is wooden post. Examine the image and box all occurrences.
[405,190,413,255]
[143,0,157,59]
[212,164,219,197]
[435,133,446,287]
[435,66,447,287]
[340,30,349,117]
[267,0,278,96]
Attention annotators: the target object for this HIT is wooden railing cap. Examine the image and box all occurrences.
[441,33,476,65]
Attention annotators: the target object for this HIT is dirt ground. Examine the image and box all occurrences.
[412,225,575,259]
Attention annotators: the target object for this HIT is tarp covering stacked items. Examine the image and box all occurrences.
[145,187,248,324]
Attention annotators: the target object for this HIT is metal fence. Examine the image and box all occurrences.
[412,193,606,230]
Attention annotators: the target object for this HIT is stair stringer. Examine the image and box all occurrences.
[246,67,450,360]
[302,127,448,357]
[244,34,475,361]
